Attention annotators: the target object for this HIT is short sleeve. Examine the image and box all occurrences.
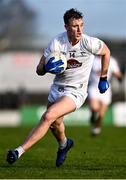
[83,35,104,55]
[43,37,61,58]
[90,37,104,54]
[43,40,54,58]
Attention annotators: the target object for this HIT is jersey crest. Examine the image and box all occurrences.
[67,59,82,69]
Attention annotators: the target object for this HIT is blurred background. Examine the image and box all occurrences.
[0,0,126,127]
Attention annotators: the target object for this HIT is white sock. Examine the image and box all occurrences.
[59,137,67,149]
[15,146,25,158]
[91,127,101,135]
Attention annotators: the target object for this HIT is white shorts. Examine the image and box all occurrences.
[48,84,88,109]
[88,85,112,105]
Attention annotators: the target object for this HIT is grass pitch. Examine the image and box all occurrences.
[0,126,126,179]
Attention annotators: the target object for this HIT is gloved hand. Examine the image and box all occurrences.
[98,77,109,93]
[45,57,64,74]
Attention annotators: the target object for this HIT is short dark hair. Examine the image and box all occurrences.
[63,8,83,25]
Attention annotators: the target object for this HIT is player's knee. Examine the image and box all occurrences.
[99,113,104,119]
[93,107,99,112]
[42,110,56,125]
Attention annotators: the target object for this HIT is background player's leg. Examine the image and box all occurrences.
[89,98,100,125]
[95,103,107,128]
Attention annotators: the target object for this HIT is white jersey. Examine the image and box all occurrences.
[88,56,120,104]
[44,32,104,93]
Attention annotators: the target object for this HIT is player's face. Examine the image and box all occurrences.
[65,18,84,45]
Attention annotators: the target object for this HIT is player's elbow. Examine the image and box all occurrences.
[117,73,123,82]
[36,65,46,76]
[36,66,40,75]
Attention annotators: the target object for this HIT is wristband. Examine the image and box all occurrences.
[100,76,107,80]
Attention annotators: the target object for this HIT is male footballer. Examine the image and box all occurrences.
[7,8,110,167]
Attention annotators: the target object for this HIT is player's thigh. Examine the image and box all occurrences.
[89,98,100,111]
[99,102,108,117]
[47,95,76,120]
[47,101,64,128]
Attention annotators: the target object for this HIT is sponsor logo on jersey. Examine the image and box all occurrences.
[67,59,82,69]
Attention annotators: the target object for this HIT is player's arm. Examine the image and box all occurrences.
[87,36,110,93]
[36,55,46,76]
[99,43,110,78]
[98,43,110,93]
[113,71,123,82]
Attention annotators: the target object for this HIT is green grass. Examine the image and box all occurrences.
[0,126,126,179]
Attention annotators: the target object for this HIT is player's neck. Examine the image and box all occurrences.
[68,35,79,46]
[69,39,79,46]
